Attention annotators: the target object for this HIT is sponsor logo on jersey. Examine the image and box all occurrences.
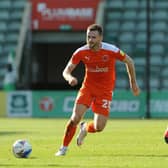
[88,66,108,72]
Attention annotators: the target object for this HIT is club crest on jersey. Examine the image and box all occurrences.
[120,50,125,56]
[102,55,109,62]
[85,55,90,61]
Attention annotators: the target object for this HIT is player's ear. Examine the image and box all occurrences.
[100,35,103,41]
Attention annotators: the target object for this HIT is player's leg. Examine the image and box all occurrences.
[77,97,110,146]
[164,127,168,143]
[62,103,88,146]
[77,113,108,146]
[55,103,88,156]
[92,113,108,132]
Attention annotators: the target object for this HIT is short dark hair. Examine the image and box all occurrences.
[87,24,103,36]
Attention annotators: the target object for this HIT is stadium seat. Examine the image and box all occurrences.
[135,32,147,43]
[6,33,19,43]
[139,1,147,8]
[125,1,139,8]
[119,44,132,54]
[0,33,5,43]
[4,43,17,53]
[150,55,163,66]
[107,11,122,21]
[150,44,164,55]
[105,22,120,32]
[116,77,128,89]
[136,65,145,74]
[162,79,168,89]
[151,10,167,21]
[134,57,146,66]
[155,1,168,8]
[136,78,145,89]
[0,45,3,54]
[13,1,26,9]
[0,10,10,20]
[0,54,8,65]
[119,32,134,43]
[0,1,11,9]
[108,1,123,8]
[121,22,136,31]
[138,10,146,20]
[162,67,168,78]
[151,32,165,43]
[162,57,168,66]
[0,22,7,32]
[132,47,146,57]
[0,67,6,77]
[136,21,146,32]
[8,22,21,31]
[123,10,137,20]
[11,11,23,20]
[150,77,160,90]
[151,21,167,31]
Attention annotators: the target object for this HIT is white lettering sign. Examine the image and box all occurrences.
[63,96,75,113]
[111,100,140,112]
[151,100,168,113]
[38,3,93,20]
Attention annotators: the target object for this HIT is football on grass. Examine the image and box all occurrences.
[12,139,32,158]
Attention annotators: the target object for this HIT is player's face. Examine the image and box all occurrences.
[86,30,102,50]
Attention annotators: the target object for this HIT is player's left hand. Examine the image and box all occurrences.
[132,84,141,96]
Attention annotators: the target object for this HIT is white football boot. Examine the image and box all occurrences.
[77,122,87,146]
[55,146,68,156]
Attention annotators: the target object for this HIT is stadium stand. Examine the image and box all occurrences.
[104,0,168,90]
[0,0,167,91]
[0,0,26,89]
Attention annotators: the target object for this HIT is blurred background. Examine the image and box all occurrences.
[0,0,167,118]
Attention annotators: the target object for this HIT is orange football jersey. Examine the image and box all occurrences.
[71,42,126,98]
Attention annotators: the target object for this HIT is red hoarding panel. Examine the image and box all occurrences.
[31,0,100,31]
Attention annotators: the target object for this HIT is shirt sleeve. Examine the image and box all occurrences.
[115,49,126,61]
[70,49,82,65]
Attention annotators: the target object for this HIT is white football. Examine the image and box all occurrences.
[12,139,32,158]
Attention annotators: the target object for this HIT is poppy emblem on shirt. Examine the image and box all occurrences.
[102,55,109,62]
[120,50,125,56]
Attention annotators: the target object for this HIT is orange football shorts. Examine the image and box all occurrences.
[75,88,112,117]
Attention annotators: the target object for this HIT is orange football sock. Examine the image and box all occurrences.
[86,122,96,133]
[63,120,77,147]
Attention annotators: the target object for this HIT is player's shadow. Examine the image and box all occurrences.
[0,163,77,167]
[103,153,168,158]
[0,131,33,136]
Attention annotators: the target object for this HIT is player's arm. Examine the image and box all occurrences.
[122,55,141,96]
[62,61,78,86]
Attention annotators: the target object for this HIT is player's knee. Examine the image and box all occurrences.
[69,120,77,127]
[71,115,82,126]
[95,125,104,132]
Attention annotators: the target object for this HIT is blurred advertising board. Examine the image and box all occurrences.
[31,0,100,30]
[7,91,32,117]
[6,90,168,118]
[32,91,93,118]
[150,91,168,118]
[0,91,7,117]
[111,90,146,118]
[32,90,145,118]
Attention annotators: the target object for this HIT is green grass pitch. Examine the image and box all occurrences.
[1,118,168,168]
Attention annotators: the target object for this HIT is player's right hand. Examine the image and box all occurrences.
[68,76,78,86]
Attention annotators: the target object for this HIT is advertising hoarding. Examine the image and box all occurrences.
[31,0,100,30]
